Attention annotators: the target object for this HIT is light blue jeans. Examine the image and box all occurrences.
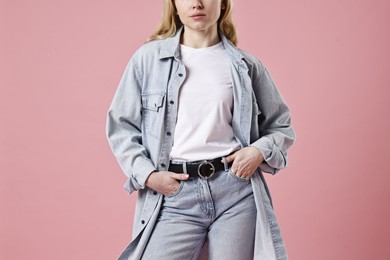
[141,168,256,260]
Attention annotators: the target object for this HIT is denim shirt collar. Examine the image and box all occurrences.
[158,27,247,68]
[157,27,183,60]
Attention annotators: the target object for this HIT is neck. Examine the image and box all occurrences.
[181,26,220,48]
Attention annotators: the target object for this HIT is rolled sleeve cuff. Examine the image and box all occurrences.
[123,158,156,194]
[251,136,286,174]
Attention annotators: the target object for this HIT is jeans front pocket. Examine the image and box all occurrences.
[228,168,251,182]
[165,180,185,198]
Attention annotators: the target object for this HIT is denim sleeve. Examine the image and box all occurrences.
[106,58,156,193]
[250,64,296,174]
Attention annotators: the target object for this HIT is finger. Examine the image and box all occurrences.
[224,153,236,163]
[236,165,250,178]
[237,170,245,178]
[231,163,239,174]
[243,168,256,179]
[170,172,189,180]
[236,170,247,179]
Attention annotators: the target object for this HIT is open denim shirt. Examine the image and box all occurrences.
[106,27,295,260]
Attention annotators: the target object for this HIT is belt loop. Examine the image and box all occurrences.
[222,157,229,171]
[182,162,187,175]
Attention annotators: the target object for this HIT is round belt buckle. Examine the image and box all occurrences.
[197,161,215,179]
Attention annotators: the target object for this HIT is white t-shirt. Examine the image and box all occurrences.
[170,42,240,161]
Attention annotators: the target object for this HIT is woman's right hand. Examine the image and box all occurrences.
[145,171,189,196]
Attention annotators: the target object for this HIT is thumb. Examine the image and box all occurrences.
[170,173,189,180]
[224,153,236,164]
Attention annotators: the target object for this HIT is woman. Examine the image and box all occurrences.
[106,0,295,259]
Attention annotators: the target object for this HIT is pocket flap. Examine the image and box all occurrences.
[141,92,165,111]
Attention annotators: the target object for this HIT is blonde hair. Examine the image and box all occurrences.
[147,0,238,46]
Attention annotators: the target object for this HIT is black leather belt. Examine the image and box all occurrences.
[168,157,231,179]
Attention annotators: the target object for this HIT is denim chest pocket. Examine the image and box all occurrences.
[141,92,165,111]
[141,92,166,138]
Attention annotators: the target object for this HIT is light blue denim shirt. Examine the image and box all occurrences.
[106,27,295,260]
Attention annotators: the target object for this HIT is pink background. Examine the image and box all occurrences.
[1,0,389,259]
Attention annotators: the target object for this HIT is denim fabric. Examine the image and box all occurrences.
[107,27,295,260]
[141,168,256,260]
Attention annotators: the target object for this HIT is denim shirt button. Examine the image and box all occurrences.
[141,220,145,224]
[169,100,174,105]
[167,132,171,136]
[153,191,158,195]
[160,163,166,168]
[178,73,183,77]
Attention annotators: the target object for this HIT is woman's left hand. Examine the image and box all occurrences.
[224,147,265,179]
